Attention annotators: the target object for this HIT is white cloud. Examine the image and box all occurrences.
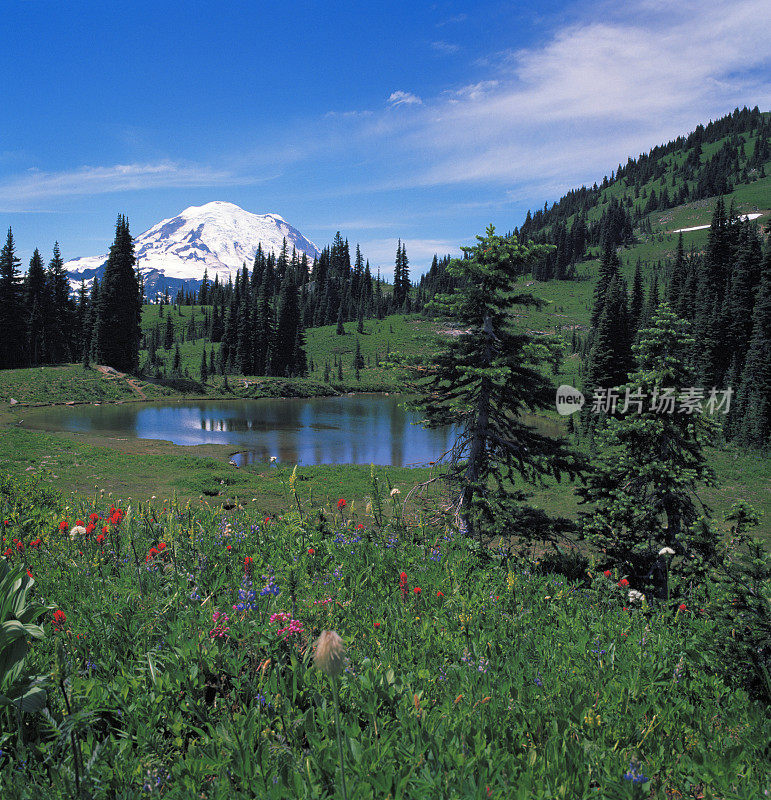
[0,161,255,210]
[354,0,771,192]
[387,91,423,107]
[431,40,460,55]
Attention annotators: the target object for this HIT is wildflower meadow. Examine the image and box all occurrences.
[0,471,768,799]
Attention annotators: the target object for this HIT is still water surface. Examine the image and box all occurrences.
[25,395,458,467]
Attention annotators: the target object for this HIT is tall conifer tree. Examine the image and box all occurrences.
[414,225,582,541]
[0,228,26,368]
[93,216,141,372]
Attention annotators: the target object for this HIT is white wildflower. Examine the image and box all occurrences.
[659,547,675,557]
[69,525,86,540]
[314,630,345,677]
[390,488,401,497]
[628,589,645,604]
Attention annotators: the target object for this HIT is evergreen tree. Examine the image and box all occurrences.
[25,248,48,365]
[732,242,771,446]
[93,216,142,372]
[585,275,634,398]
[172,343,181,374]
[0,228,26,369]
[591,240,621,327]
[578,304,715,585]
[414,225,582,542]
[272,269,301,376]
[200,349,209,383]
[81,278,99,367]
[668,233,685,309]
[47,243,73,363]
[641,274,659,329]
[629,260,644,334]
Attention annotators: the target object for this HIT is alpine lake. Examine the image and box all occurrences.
[18,394,564,467]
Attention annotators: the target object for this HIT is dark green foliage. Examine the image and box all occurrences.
[25,249,47,366]
[732,242,771,446]
[629,259,644,334]
[591,240,620,327]
[93,216,142,372]
[0,228,26,369]
[586,275,633,395]
[46,243,73,364]
[578,304,716,584]
[414,225,583,541]
[272,269,304,377]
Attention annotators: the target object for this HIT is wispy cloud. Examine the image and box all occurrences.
[430,40,460,55]
[0,161,257,211]
[387,91,423,107]
[343,0,771,194]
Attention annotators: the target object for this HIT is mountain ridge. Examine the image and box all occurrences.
[65,201,319,297]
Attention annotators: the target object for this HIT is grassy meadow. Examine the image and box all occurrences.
[1,474,769,798]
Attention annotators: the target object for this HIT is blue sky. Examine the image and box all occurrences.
[2,0,769,277]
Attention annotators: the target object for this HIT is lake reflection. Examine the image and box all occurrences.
[26,395,458,467]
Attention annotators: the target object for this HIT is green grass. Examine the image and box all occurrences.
[0,475,768,797]
[0,364,177,405]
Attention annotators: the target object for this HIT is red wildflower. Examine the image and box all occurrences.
[399,571,408,601]
[15,540,24,552]
[52,610,67,631]
[307,548,315,555]
[244,556,254,577]
[413,586,422,595]
[226,544,232,551]
[109,509,123,525]
[2,547,11,558]
[3,519,9,526]
[26,568,33,578]
[146,547,158,562]
[357,523,364,530]
[618,578,629,587]
[96,534,106,545]
[337,498,347,510]
[374,622,381,628]
[678,603,687,612]
[436,590,444,598]
[603,570,611,578]
[89,512,100,523]
[76,520,85,527]
[102,525,109,534]
[58,520,68,532]
[29,538,41,549]
[157,542,167,551]
[85,523,96,535]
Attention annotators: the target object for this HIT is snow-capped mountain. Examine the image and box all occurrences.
[65,201,319,297]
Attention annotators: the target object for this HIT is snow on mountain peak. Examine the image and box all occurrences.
[65,201,319,296]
